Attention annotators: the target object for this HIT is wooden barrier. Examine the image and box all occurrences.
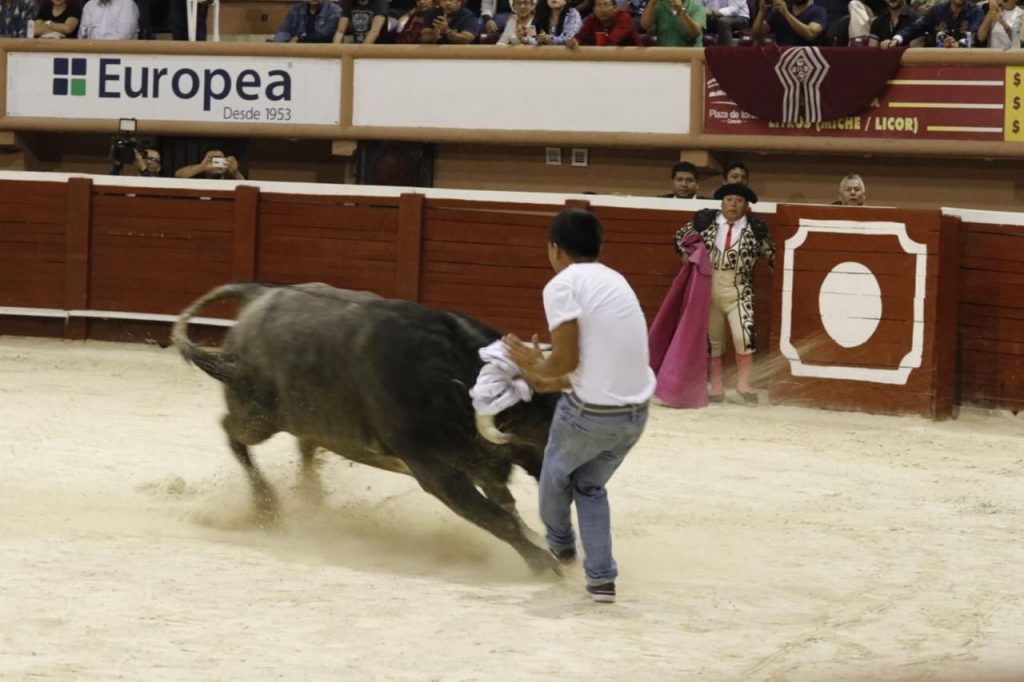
[768,206,959,418]
[0,174,1020,415]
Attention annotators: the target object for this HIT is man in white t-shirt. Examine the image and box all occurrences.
[505,208,655,604]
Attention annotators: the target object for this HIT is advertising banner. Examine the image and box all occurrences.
[707,65,1021,143]
[5,52,341,125]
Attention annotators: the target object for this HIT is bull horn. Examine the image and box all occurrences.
[475,413,513,445]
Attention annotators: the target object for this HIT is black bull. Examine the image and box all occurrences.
[171,282,562,574]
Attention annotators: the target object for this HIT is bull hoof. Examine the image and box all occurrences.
[525,547,564,578]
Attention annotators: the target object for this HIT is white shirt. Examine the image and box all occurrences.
[714,212,748,252]
[79,0,139,40]
[986,6,1022,49]
[543,262,656,406]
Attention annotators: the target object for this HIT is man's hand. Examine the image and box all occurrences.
[485,17,498,33]
[432,15,449,39]
[942,34,958,47]
[503,333,544,372]
[880,38,896,48]
[771,0,788,15]
[679,251,689,265]
[669,0,684,14]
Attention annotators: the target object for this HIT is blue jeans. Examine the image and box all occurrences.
[540,394,648,586]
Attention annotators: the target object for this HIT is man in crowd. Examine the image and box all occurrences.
[334,0,387,43]
[175,150,246,180]
[661,161,701,200]
[833,174,867,206]
[79,0,140,39]
[505,208,655,604]
[566,0,638,46]
[722,161,749,187]
[704,0,750,45]
[641,0,706,46]
[1,0,36,36]
[420,0,479,43]
[271,0,343,42]
[673,184,774,404]
[868,0,917,44]
[879,0,981,46]
[751,0,826,45]
[111,144,163,177]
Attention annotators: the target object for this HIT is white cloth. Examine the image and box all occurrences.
[79,0,139,40]
[714,212,747,253]
[543,262,656,406]
[497,14,533,44]
[703,0,749,20]
[469,340,534,415]
[987,6,1022,49]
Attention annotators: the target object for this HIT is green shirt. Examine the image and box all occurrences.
[652,0,705,47]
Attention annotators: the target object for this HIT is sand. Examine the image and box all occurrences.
[0,336,1021,681]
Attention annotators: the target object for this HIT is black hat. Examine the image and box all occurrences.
[713,183,758,204]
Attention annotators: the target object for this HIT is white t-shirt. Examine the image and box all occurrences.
[987,6,1022,49]
[542,262,656,406]
[714,212,748,252]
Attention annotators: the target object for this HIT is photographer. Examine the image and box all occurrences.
[174,150,245,180]
[109,139,162,177]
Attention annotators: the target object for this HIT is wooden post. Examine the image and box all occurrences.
[232,184,259,281]
[63,177,92,340]
[395,192,424,302]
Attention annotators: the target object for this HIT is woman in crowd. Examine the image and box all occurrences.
[393,0,437,41]
[532,0,582,43]
[978,0,1022,48]
[497,0,538,44]
[34,0,81,38]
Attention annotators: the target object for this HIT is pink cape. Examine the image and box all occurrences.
[648,234,711,408]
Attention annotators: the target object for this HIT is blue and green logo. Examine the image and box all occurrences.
[53,58,87,96]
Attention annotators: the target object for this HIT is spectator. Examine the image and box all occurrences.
[833,174,866,206]
[674,184,774,404]
[704,0,750,46]
[880,0,981,46]
[533,0,582,43]
[334,0,387,42]
[175,150,245,180]
[868,0,917,45]
[271,0,342,42]
[722,160,749,186]
[909,0,928,15]
[78,0,139,39]
[111,143,162,177]
[497,0,537,42]
[480,0,513,36]
[420,0,479,43]
[168,0,209,40]
[392,0,435,42]
[661,161,700,199]
[977,0,1022,48]
[34,0,81,37]
[751,0,826,45]
[566,0,638,46]
[1,0,36,36]
[621,0,648,33]
[641,0,705,45]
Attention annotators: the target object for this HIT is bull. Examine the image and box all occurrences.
[171,282,561,574]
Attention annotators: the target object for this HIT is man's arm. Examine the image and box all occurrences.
[774,0,822,41]
[333,16,350,41]
[677,0,705,39]
[271,4,300,41]
[607,10,636,43]
[364,14,386,42]
[641,0,658,32]
[750,0,771,38]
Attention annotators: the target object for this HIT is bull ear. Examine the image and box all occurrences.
[475,413,513,445]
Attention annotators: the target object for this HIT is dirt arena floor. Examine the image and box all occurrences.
[1,336,1022,681]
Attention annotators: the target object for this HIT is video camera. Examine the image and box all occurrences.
[109,136,140,165]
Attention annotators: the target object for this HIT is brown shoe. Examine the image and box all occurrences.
[738,391,759,405]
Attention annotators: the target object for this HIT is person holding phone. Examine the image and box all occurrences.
[175,150,246,180]
[751,0,826,45]
[497,0,538,42]
[641,0,706,46]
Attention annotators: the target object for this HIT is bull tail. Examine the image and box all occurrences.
[171,282,264,384]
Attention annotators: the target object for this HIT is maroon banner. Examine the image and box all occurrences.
[706,65,1012,142]
[705,46,904,124]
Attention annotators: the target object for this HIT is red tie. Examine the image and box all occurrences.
[724,222,735,250]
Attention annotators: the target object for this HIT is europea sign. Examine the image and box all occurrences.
[5,52,341,126]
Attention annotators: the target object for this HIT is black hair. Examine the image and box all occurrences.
[549,209,602,259]
[723,161,748,179]
[533,0,568,36]
[671,161,699,179]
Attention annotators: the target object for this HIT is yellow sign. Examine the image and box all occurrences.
[1006,67,1024,142]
